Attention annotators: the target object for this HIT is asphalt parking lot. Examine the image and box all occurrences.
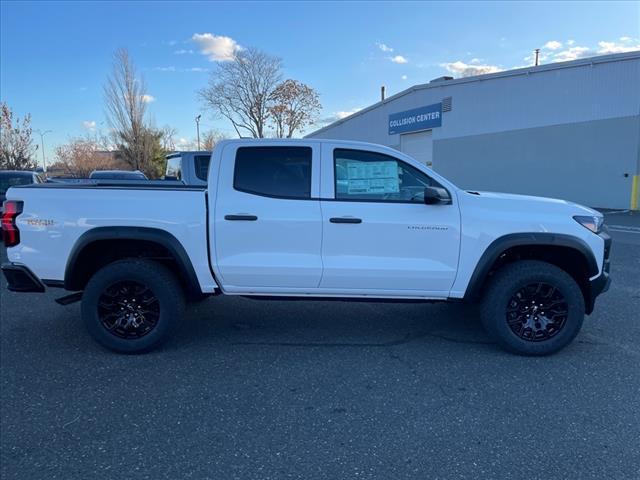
[1,212,639,480]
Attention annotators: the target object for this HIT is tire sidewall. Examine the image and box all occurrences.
[484,265,585,356]
[82,261,181,353]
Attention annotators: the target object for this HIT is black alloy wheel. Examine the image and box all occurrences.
[480,260,585,356]
[506,282,569,342]
[97,280,160,339]
[82,259,185,353]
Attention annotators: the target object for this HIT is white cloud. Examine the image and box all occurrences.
[167,40,178,46]
[470,58,482,64]
[82,120,96,131]
[620,36,632,42]
[336,108,362,119]
[597,40,640,54]
[553,46,590,61]
[567,39,575,46]
[390,55,408,64]
[441,60,503,77]
[176,137,197,150]
[174,49,194,55]
[401,74,408,80]
[544,40,562,50]
[377,42,393,52]
[192,33,242,62]
[141,94,155,103]
[320,108,363,124]
[155,65,207,73]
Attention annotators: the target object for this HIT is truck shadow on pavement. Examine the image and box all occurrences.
[176,296,495,351]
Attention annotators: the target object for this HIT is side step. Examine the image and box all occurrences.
[55,292,83,305]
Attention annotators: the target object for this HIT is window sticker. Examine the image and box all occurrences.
[344,160,399,194]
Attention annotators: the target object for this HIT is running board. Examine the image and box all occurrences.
[55,292,83,305]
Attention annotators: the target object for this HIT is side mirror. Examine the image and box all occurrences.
[424,186,451,205]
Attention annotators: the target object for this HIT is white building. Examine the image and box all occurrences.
[307,52,640,210]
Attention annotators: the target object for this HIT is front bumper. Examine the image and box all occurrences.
[586,229,611,314]
[1,263,45,293]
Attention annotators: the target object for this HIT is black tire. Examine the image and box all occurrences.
[81,259,185,353]
[480,260,585,356]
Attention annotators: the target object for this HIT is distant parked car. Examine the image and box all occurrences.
[165,151,211,186]
[89,170,148,181]
[1,170,44,214]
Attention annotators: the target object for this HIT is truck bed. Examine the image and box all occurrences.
[4,183,218,292]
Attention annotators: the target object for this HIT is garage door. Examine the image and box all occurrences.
[400,130,433,167]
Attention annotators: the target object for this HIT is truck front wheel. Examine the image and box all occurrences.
[480,260,585,356]
[81,259,185,353]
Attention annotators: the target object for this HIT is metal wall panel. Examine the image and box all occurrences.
[433,116,639,209]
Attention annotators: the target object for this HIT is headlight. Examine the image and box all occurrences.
[573,215,604,234]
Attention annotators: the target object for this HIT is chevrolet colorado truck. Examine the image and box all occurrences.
[1,139,611,355]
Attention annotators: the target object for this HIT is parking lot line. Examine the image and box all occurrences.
[608,225,640,234]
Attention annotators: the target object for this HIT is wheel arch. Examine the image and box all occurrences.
[463,233,599,312]
[64,226,202,296]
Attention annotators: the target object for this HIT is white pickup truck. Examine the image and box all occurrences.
[1,139,611,355]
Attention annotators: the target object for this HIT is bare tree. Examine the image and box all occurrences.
[160,125,178,151]
[0,102,38,170]
[201,129,229,151]
[198,48,282,138]
[53,135,127,177]
[103,48,161,175]
[268,79,321,138]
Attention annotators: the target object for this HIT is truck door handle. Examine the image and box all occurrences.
[225,214,258,221]
[329,217,362,224]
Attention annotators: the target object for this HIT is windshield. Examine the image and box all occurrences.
[0,173,34,195]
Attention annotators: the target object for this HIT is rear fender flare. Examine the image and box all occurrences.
[64,226,202,294]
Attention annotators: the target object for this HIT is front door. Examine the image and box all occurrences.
[319,146,460,295]
[213,144,323,291]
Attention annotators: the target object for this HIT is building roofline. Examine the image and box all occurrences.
[306,50,640,137]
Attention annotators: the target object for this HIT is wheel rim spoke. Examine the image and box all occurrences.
[97,280,160,339]
[505,282,568,342]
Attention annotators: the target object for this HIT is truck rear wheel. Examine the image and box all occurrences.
[81,259,185,353]
[480,260,585,356]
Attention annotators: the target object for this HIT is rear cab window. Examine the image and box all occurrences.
[233,147,312,199]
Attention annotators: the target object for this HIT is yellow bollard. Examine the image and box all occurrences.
[631,175,639,211]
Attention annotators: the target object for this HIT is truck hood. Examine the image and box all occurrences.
[465,190,601,217]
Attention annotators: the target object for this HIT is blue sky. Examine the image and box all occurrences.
[1,0,639,162]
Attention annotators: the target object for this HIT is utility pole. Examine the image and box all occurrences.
[36,129,52,172]
[195,115,202,150]
[534,48,540,66]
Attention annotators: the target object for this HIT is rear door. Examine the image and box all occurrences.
[319,144,460,296]
[212,143,323,291]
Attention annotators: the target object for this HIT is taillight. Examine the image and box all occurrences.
[1,200,24,247]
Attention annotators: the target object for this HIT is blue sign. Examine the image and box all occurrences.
[388,103,442,135]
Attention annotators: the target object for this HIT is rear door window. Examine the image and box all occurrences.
[233,147,312,199]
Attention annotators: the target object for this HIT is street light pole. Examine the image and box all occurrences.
[195,115,202,150]
[36,129,52,172]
